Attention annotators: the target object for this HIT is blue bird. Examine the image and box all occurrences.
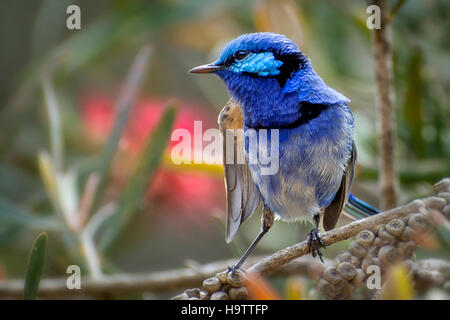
[190,33,379,270]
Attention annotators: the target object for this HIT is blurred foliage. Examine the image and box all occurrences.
[0,0,448,299]
[380,263,415,300]
[24,232,47,300]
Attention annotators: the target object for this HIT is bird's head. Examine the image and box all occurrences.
[189,33,308,96]
[190,33,349,127]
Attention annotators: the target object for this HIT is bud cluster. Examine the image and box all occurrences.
[172,269,248,300]
[318,178,450,299]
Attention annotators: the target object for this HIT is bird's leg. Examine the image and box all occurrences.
[229,207,274,274]
[307,213,326,263]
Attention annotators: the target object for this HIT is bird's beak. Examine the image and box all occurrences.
[189,63,224,74]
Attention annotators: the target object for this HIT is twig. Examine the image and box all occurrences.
[372,0,398,210]
[78,203,117,279]
[79,232,103,280]
[249,198,428,275]
[0,256,327,299]
[385,0,408,24]
[77,173,100,229]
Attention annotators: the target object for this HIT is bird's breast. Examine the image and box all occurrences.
[244,105,354,222]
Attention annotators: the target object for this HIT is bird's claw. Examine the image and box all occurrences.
[227,265,238,275]
[308,228,326,263]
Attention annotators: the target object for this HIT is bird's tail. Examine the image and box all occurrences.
[343,193,380,220]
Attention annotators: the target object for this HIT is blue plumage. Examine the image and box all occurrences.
[189,32,379,267]
[215,33,354,222]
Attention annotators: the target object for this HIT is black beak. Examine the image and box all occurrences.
[189,64,224,74]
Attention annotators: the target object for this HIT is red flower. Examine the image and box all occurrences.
[81,93,115,145]
[80,92,225,224]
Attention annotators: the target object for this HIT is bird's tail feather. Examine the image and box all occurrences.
[343,193,380,220]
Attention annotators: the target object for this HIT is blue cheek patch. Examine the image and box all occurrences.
[229,52,283,77]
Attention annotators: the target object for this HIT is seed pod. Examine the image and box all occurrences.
[351,268,366,287]
[371,225,383,235]
[361,255,382,273]
[350,255,362,267]
[408,214,428,231]
[171,292,189,300]
[333,279,351,299]
[367,245,379,257]
[200,290,209,300]
[210,291,229,300]
[355,230,376,248]
[323,266,343,284]
[400,226,416,241]
[385,219,405,237]
[222,284,231,292]
[229,287,248,300]
[317,278,333,295]
[377,227,397,243]
[436,192,450,203]
[414,269,444,291]
[372,237,388,248]
[227,269,246,287]
[202,277,222,294]
[443,205,450,219]
[337,262,357,281]
[215,270,229,284]
[397,240,416,258]
[433,178,450,193]
[378,245,398,265]
[348,242,367,258]
[423,196,446,210]
[336,252,353,263]
[185,288,201,299]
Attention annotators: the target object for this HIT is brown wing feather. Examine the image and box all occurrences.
[322,141,356,231]
[219,99,261,243]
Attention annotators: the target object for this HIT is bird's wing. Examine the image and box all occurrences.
[219,99,262,243]
[322,141,356,231]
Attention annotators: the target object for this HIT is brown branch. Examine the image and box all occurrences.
[248,197,433,275]
[249,177,449,276]
[0,179,448,299]
[372,0,398,210]
[0,256,328,299]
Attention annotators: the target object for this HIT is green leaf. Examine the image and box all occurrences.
[42,73,64,172]
[0,198,61,231]
[93,45,153,211]
[24,232,48,300]
[98,104,177,251]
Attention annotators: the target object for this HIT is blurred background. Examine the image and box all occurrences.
[0,0,448,299]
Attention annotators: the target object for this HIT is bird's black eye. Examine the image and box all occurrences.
[234,50,249,61]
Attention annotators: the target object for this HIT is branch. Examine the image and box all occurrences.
[0,256,328,299]
[372,0,398,210]
[248,197,437,275]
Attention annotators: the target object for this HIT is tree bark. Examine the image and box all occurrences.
[372,0,398,210]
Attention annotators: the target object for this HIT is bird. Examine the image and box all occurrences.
[189,32,379,271]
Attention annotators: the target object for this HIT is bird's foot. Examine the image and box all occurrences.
[227,265,239,275]
[307,227,326,263]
